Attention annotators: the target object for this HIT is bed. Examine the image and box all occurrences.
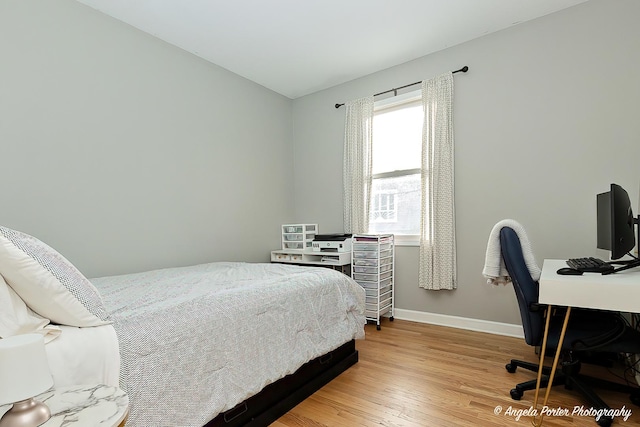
[0,226,366,426]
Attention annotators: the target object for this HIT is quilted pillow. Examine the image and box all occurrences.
[0,226,110,327]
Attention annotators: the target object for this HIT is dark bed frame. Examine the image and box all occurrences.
[205,339,358,426]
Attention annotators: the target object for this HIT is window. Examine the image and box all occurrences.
[371,191,397,222]
[368,90,422,244]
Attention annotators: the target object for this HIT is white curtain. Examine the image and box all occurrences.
[343,96,374,234]
[419,72,457,290]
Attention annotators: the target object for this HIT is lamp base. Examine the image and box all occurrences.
[0,398,51,427]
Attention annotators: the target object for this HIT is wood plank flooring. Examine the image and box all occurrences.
[273,319,640,427]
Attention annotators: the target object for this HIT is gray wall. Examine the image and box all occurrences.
[2,0,638,326]
[0,0,293,278]
[292,0,640,324]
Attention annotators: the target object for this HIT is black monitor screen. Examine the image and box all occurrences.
[596,183,635,260]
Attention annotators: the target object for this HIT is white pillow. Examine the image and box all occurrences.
[0,273,61,343]
[0,226,110,327]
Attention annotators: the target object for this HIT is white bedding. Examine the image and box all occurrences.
[45,324,120,388]
[90,262,366,427]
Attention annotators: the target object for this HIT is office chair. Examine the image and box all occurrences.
[499,226,640,427]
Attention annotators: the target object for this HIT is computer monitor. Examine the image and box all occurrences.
[597,184,635,259]
[596,183,640,274]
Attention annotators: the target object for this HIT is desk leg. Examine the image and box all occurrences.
[531,306,572,427]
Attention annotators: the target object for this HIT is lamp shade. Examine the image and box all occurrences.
[0,334,53,405]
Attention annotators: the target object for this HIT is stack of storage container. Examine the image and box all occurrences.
[281,224,318,250]
[351,234,394,330]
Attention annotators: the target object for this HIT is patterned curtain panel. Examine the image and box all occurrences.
[419,72,457,290]
[343,96,374,234]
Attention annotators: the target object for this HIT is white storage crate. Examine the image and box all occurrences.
[353,270,392,282]
[272,253,291,262]
[281,224,318,250]
[353,263,392,275]
[353,249,392,259]
[351,234,394,330]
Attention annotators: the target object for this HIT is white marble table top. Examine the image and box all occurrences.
[0,384,129,427]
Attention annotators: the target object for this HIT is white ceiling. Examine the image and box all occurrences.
[75,0,588,99]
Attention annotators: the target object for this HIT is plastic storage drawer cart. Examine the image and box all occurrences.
[351,234,394,330]
[281,224,318,250]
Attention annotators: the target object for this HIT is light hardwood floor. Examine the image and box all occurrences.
[273,319,640,427]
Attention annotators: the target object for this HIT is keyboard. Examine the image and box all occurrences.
[566,257,614,273]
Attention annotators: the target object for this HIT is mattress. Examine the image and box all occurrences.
[91,262,366,427]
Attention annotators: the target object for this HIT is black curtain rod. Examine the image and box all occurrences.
[334,65,468,109]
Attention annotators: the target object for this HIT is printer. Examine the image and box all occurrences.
[312,234,352,253]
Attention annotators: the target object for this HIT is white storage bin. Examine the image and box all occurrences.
[353,263,392,274]
[380,288,393,299]
[353,242,393,252]
[353,272,373,282]
[379,284,392,295]
[353,266,377,274]
[366,301,391,313]
[365,304,377,312]
[364,287,378,297]
[283,242,304,249]
[353,251,375,259]
[379,296,392,308]
[365,294,378,304]
[283,224,317,233]
[283,233,302,241]
[353,249,392,259]
[357,276,392,290]
[353,258,378,267]
[379,277,392,288]
[359,281,378,290]
[272,253,290,261]
[378,270,392,281]
[281,224,317,250]
[354,270,391,282]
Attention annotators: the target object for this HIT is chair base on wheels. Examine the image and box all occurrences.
[506,358,640,427]
[505,358,566,400]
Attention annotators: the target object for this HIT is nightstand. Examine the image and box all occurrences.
[0,384,129,427]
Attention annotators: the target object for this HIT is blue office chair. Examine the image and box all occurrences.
[499,226,640,427]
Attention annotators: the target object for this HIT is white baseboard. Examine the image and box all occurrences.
[392,308,524,338]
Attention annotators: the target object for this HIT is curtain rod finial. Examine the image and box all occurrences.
[335,103,344,109]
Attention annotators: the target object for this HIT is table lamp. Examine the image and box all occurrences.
[0,334,53,427]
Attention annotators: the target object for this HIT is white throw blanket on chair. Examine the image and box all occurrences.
[483,219,541,285]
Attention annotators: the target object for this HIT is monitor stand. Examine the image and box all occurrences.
[602,215,640,275]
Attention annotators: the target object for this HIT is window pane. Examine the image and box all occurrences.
[371,192,397,223]
[372,102,422,174]
[369,173,421,235]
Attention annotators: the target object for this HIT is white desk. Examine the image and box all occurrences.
[532,259,640,425]
[540,259,640,312]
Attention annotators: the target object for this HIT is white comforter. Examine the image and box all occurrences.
[91,262,365,427]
